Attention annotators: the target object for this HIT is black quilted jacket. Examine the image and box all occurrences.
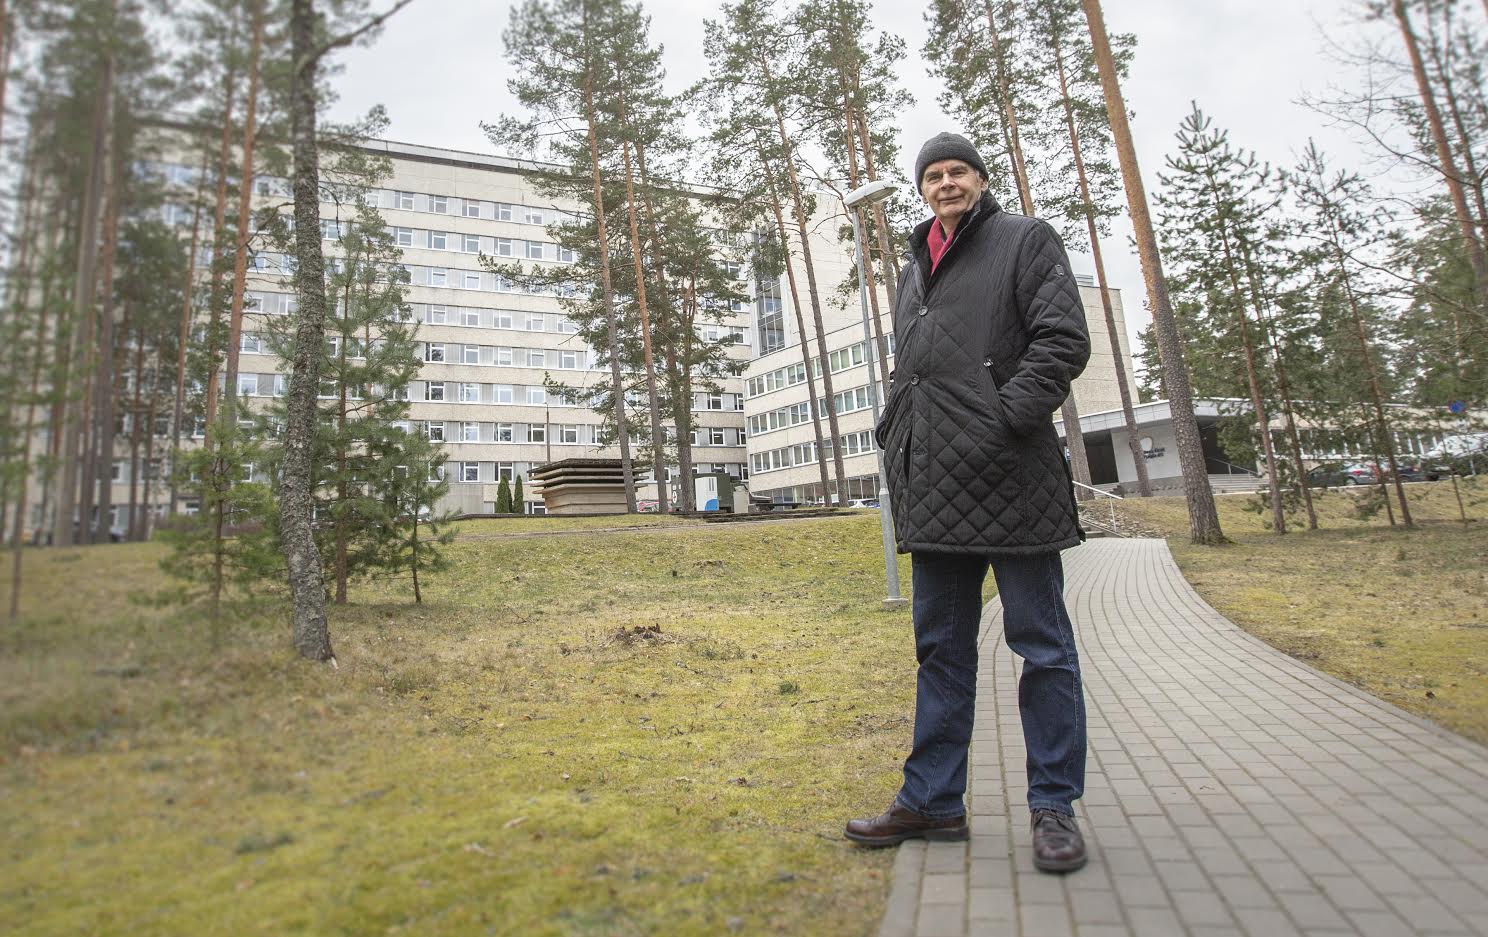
[874,193,1090,555]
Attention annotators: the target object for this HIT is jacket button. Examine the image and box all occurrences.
[918,306,928,317]
[910,375,920,385]
[983,357,992,367]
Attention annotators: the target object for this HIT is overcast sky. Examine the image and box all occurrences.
[328,0,1394,350]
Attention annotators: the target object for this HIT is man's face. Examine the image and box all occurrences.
[921,159,987,227]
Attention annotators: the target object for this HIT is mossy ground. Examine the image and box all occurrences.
[1118,479,1488,745]
[1,513,921,937]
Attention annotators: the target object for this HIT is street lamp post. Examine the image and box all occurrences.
[843,180,909,610]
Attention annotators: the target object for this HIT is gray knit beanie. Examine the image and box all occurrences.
[914,132,989,194]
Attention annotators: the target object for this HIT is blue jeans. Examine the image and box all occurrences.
[896,551,1086,819]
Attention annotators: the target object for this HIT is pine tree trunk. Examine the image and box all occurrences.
[223,0,266,418]
[1427,20,1488,250]
[578,25,637,512]
[0,0,11,174]
[850,104,902,300]
[127,325,144,540]
[138,356,162,540]
[615,94,670,513]
[836,104,893,414]
[1325,204,1415,527]
[758,139,833,502]
[282,0,333,662]
[335,296,350,604]
[768,112,849,504]
[1391,0,1488,316]
[91,176,122,545]
[1082,0,1225,544]
[8,202,59,622]
[203,56,241,432]
[171,151,210,516]
[1236,247,1317,530]
[1051,16,1152,498]
[1209,200,1286,534]
[55,48,114,548]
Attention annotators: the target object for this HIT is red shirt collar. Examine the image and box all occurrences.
[928,218,956,273]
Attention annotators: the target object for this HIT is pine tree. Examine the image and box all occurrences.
[513,474,525,514]
[495,477,512,514]
[367,428,453,604]
[1156,105,1288,533]
[1080,0,1225,544]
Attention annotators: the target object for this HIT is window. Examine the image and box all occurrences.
[559,424,579,443]
[494,310,513,329]
[426,305,447,324]
[429,268,448,287]
[425,342,446,362]
[710,428,726,446]
[528,424,546,443]
[425,421,445,441]
[558,246,575,263]
[463,234,481,253]
[525,241,545,260]
[494,385,513,403]
[461,345,480,365]
[394,227,413,247]
[239,462,255,483]
[495,423,513,442]
[555,317,578,334]
[496,203,513,221]
[460,382,480,402]
[428,462,446,481]
[494,238,514,256]
[524,207,545,225]
[495,346,513,365]
[238,374,258,397]
[527,349,545,368]
[240,333,262,354]
[526,387,546,404]
[111,461,124,482]
[274,374,287,397]
[430,231,448,250]
[707,393,723,411]
[526,314,546,332]
[431,195,448,214]
[463,200,481,218]
[426,382,446,401]
[498,462,515,481]
[398,191,415,210]
[558,350,579,369]
[462,461,479,482]
[463,272,482,290]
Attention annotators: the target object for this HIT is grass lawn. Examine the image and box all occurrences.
[1,514,922,937]
[1117,479,1488,746]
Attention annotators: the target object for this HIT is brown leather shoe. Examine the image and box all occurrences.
[1030,808,1087,872]
[845,801,969,847]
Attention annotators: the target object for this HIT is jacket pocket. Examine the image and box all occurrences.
[874,382,911,450]
[981,358,1012,433]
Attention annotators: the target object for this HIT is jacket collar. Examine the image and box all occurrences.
[908,191,1002,286]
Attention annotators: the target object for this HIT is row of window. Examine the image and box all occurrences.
[748,431,878,475]
[387,226,575,263]
[418,420,746,448]
[421,342,588,370]
[744,339,894,399]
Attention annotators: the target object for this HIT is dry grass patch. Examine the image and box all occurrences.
[1118,480,1488,745]
[1,515,921,937]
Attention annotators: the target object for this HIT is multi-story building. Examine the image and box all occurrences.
[93,139,757,529]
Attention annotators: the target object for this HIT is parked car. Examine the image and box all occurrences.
[847,498,880,509]
[1423,433,1487,479]
[1306,462,1377,487]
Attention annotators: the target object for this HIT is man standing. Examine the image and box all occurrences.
[845,132,1091,874]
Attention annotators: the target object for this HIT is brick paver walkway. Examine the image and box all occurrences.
[878,537,1488,937]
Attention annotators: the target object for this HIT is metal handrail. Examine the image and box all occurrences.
[1206,458,1260,477]
[1072,480,1120,534]
[1072,480,1123,500]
